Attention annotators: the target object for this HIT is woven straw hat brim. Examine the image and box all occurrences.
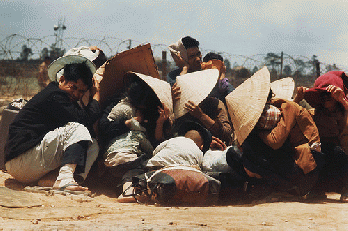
[130,72,173,115]
[271,77,295,100]
[48,55,96,81]
[174,69,219,119]
[225,66,271,145]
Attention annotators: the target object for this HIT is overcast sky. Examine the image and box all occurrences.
[2,0,348,70]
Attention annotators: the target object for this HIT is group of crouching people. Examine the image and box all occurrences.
[4,36,348,205]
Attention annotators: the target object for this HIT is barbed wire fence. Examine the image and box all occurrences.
[0,34,347,102]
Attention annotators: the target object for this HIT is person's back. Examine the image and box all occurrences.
[146,136,204,168]
[146,122,212,169]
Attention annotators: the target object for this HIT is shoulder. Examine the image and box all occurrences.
[167,68,182,85]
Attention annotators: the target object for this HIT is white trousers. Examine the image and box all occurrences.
[5,122,99,183]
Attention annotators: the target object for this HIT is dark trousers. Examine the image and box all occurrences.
[239,131,319,196]
[313,143,348,194]
[61,140,89,174]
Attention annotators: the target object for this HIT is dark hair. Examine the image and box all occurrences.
[127,80,159,108]
[199,97,219,119]
[181,36,199,49]
[125,77,163,142]
[63,62,93,89]
[177,120,212,153]
[267,89,274,102]
[203,52,223,62]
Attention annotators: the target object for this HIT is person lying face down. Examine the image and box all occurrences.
[146,121,212,170]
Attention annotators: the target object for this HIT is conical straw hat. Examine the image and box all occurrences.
[126,72,173,116]
[271,77,295,100]
[225,66,271,145]
[173,69,219,119]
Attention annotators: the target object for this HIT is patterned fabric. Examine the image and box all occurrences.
[256,104,282,130]
[107,97,135,122]
[104,98,153,167]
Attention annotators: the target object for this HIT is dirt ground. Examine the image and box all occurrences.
[0,167,348,231]
[1,96,348,230]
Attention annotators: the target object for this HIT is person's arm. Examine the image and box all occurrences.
[327,85,348,111]
[184,100,215,128]
[293,86,308,104]
[207,100,233,145]
[154,103,170,142]
[98,99,130,141]
[258,102,298,150]
[170,51,189,76]
[46,90,100,128]
[89,73,101,103]
[184,100,233,145]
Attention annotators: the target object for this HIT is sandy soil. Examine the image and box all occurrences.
[1,96,348,230]
[0,168,348,231]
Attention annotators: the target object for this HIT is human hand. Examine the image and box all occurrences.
[157,103,170,124]
[170,51,188,68]
[293,86,308,103]
[171,83,181,102]
[125,113,147,129]
[210,136,227,151]
[184,100,204,119]
[90,74,101,96]
[327,85,345,102]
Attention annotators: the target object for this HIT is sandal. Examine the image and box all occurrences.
[118,182,136,203]
[52,180,91,196]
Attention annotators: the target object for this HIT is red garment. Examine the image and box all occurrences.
[304,71,348,108]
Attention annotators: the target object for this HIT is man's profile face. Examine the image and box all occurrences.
[186,47,202,72]
[59,77,88,102]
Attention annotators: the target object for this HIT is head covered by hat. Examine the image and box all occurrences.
[168,36,200,64]
[48,46,99,82]
[271,77,295,101]
[304,71,348,108]
[225,66,271,145]
[124,72,173,116]
[177,120,212,153]
[173,69,219,119]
